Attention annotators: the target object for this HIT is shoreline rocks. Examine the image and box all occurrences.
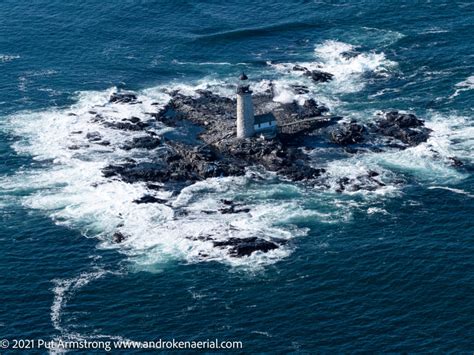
[372,111,431,146]
[101,88,437,259]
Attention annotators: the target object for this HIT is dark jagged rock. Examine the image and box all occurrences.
[381,111,424,128]
[146,183,165,190]
[86,131,102,142]
[219,200,250,214]
[373,111,431,146]
[290,85,310,94]
[100,91,430,195]
[104,120,149,131]
[113,232,127,243]
[103,89,338,185]
[213,237,281,257]
[109,92,138,104]
[133,195,168,204]
[448,157,464,167]
[334,172,386,193]
[129,116,141,124]
[293,65,308,72]
[330,122,365,145]
[102,162,170,182]
[122,136,161,150]
[96,140,111,146]
[341,50,361,60]
[303,98,329,116]
[304,70,334,83]
[291,65,334,83]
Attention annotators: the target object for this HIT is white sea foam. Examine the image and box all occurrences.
[428,186,474,198]
[451,75,474,97]
[50,268,128,354]
[336,111,470,188]
[51,269,108,333]
[367,207,389,215]
[314,40,397,91]
[321,158,400,197]
[267,40,397,111]
[0,54,20,63]
[308,108,472,199]
[357,27,406,47]
[420,27,450,34]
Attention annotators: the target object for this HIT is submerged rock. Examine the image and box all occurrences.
[96,140,111,146]
[133,195,168,204]
[292,64,308,72]
[304,70,334,83]
[213,237,281,257]
[290,84,310,94]
[448,156,464,167]
[341,50,361,60]
[219,200,251,214]
[109,92,138,104]
[86,131,102,142]
[112,232,127,243]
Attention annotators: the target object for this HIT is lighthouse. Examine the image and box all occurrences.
[236,73,255,138]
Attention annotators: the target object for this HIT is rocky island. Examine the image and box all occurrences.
[85,71,445,257]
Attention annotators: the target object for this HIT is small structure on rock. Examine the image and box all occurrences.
[236,73,255,139]
[236,73,277,139]
[254,112,277,137]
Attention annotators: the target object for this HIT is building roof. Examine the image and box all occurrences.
[254,113,276,125]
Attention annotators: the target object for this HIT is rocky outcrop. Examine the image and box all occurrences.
[104,119,149,131]
[122,136,161,150]
[292,65,334,82]
[330,122,365,145]
[109,92,139,104]
[213,237,282,257]
[219,200,251,214]
[99,89,435,260]
[304,69,334,83]
[86,131,102,142]
[448,157,464,167]
[133,195,168,204]
[113,232,127,243]
[372,111,431,146]
[341,50,361,60]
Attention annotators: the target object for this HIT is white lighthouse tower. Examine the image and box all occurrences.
[236,73,255,139]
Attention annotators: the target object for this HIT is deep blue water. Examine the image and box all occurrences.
[1,0,473,353]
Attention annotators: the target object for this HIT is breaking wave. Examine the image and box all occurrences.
[267,40,397,109]
[451,75,474,97]
[0,54,20,63]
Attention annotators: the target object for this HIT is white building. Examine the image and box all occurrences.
[254,113,277,134]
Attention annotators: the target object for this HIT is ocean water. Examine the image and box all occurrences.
[0,0,473,352]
